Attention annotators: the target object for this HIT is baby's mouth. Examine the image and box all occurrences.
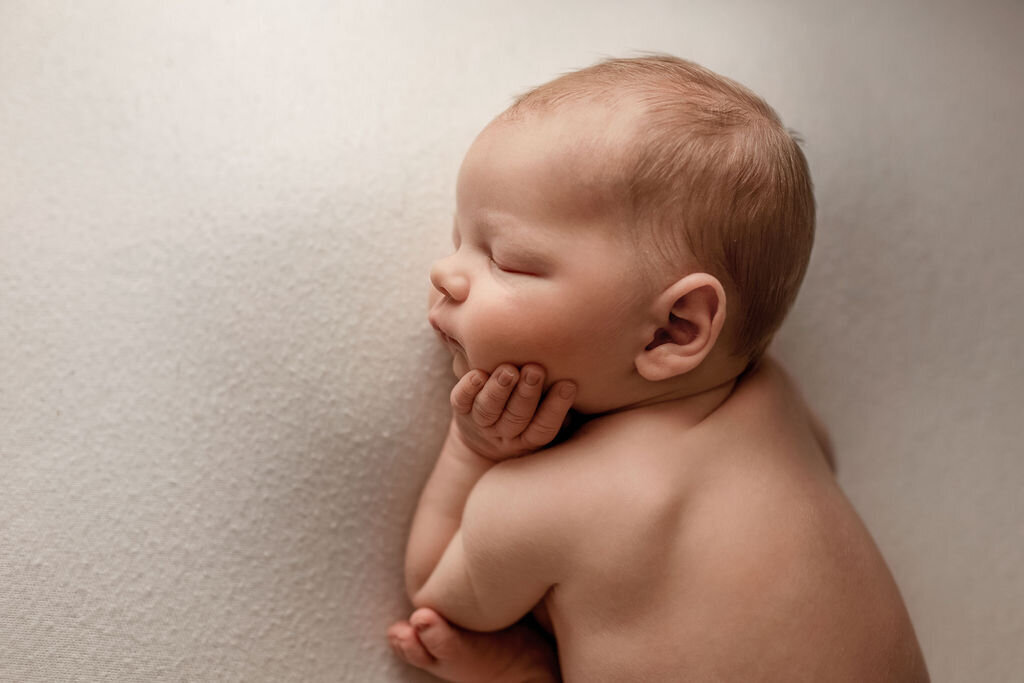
[429,317,464,352]
[437,329,463,351]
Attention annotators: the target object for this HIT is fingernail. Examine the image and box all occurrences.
[497,369,515,386]
[412,620,429,633]
[559,383,576,398]
[469,373,484,387]
[523,369,541,385]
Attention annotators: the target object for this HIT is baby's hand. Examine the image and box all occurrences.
[450,363,576,462]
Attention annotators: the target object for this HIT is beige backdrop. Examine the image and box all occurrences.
[1,0,1021,681]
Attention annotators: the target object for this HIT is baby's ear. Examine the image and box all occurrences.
[635,273,727,382]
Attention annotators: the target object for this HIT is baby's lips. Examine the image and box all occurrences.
[440,330,464,351]
[428,313,463,351]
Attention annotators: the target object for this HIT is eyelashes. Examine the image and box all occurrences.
[446,237,537,276]
[489,256,532,276]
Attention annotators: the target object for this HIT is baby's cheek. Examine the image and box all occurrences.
[472,307,576,369]
[460,313,521,371]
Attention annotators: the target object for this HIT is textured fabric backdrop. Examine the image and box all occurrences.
[1,1,1021,681]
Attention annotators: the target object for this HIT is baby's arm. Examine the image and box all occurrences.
[404,364,576,626]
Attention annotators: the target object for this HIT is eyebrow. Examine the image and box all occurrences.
[454,212,513,238]
[453,214,547,258]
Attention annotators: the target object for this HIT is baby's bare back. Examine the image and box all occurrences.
[529,361,928,681]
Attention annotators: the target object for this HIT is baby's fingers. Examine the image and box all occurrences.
[471,364,519,427]
[520,380,576,450]
[493,364,545,439]
[450,370,488,415]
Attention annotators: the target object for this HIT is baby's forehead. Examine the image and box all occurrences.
[478,105,637,202]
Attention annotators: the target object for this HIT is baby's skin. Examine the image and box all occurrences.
[389,362,570,682]
[390,85,927,681]
[390,356,925,681]
[388,604,558,683]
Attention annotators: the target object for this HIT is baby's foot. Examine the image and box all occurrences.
[388,608,559,683]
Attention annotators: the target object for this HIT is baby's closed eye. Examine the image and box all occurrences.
[490,254,539,276]
[490,245,551,275]
[491,259,533,275]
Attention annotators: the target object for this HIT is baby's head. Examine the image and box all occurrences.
[429,55,815,414]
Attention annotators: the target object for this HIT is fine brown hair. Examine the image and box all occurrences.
[503,54,816,364]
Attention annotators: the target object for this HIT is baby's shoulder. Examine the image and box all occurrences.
[484,421,629,506]
[476,419,667,535]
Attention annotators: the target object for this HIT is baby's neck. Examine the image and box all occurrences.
[572,370,741,439]
[614,374,738,422]
[616,349,748,412]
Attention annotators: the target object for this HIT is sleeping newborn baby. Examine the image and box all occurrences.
[388,55,929,682]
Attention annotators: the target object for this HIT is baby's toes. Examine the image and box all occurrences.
[388,621,435,669]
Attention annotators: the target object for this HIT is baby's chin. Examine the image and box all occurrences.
[450,348,503,380]
[451,350,471,379]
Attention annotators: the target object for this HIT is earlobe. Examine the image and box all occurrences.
[635,273,727,382]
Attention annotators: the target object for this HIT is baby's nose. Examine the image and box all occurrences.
[429,257,469,302]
